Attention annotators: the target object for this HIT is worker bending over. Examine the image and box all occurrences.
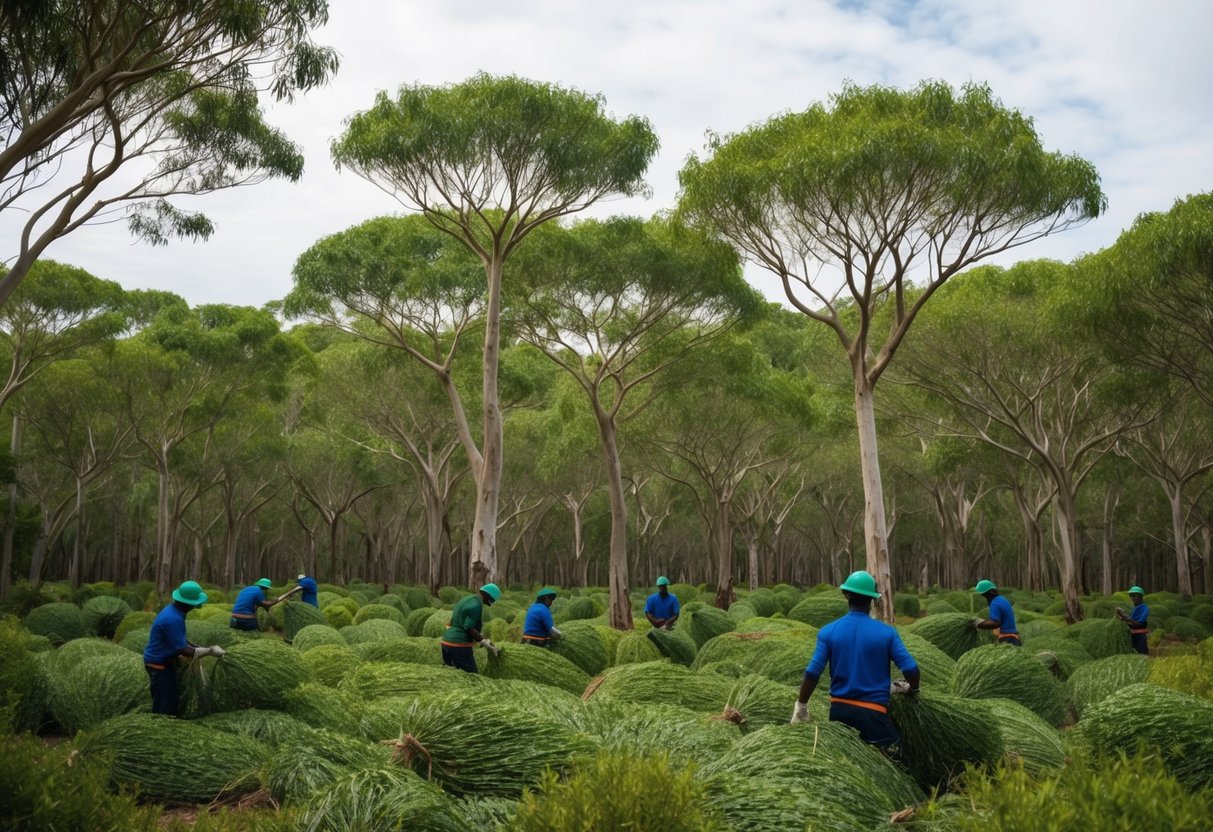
[970,579,1020,646]
[230,578,283,630]
[441,583,502,672]
[644,576,680,630]
[1115,585,1150,655]
[144,580,225,716]
[521,587,562,648]
[296,574,319,607]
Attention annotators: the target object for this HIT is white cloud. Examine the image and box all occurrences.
[4,0,1210,307]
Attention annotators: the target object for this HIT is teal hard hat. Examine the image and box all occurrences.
[480,583,502,603]
[839,570,881,599]
[974,579,996,594]
[1127,585,1145,596]
[171,580,208,607]
[536,587,557,600]
[656,576,671,587]
[255,578,273,589]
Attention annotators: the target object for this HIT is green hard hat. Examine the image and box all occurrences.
[171,580,208,607]
[255,578,273,589]
[656,576,671,587]
[536,587,557,600]
[973,579,997,594]
[1127,586,1145,596]
[839,570,881,599]
[479,583,502,603]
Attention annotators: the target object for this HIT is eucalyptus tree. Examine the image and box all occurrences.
[678,81,1104,620]
[0,0,337,306]
[329,73,659,586]
[894,261,1155,621]
[507,216,759,625]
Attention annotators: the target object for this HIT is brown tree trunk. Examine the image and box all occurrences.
[713,498,735,608]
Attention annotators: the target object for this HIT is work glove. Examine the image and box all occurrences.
[890,680,912,696]
[480,639,501,657]
[550,627,563,639]
[969,617,984,629]
[194,645,225,658]
[790,701,812,724]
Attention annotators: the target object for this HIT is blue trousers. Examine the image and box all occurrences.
[830,700,901,751]
[1131,632,1148,655]
[230,616,259,631]
[146,665,178,716]
[442,644,478,673]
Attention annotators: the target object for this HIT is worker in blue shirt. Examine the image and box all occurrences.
[644,576,680,630]
[144,580,226,715]
[971,580,1020,646]
[1116,585,1150,655]
[792,570,919,752]
[230,578,280,630]
[521,587,563,648]
[296,574,319,607]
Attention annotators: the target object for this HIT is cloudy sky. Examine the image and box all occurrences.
[12,0,1213,307]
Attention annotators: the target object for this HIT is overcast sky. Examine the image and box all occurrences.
[12,0,1213,308]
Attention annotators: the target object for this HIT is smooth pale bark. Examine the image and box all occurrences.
[155,456,173,594]
[1,413,20,598]
[1052,484,1084,624]
[713,498,735,609]
[854,377,895,622]
[1101,483,1119,597]
[594,405,633,629]
[469,258,504,586]
[1165,485,1193,599]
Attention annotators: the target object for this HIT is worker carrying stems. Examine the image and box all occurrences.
[143,580,226,716]
[1115,585,1150,655]
[230,577,292,630]
[441,583,503,672]
[296,573,319,607]
[644,576,680,630]
[970,579,1020,646]
[791,570,920,753]
[521,587,562,648]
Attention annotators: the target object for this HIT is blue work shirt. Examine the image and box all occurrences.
[298,577,318,607]
[523,602,555,638]
[144,603,189,665]
[987,595,1018,636]
[1129,602,1149,628]
[806,611,918,706]
[232,585,267,616]
[644,591,680,621]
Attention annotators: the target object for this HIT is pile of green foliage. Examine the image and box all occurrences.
[577,700,740,763]
[787,594,849,627]
[48,652,147,733]
[340,618,409,645]
[263,728,393,805]
[1066,653,1151,717]
[889,689,1004,790]
[613,631,663,664]
[210,639,308,712]
[1072,617,1134,659]
[550,620,609,675]
[909,613,993,661]
[1149,637,1213,700]
[646,625,698,666]
[299,644,362,688]
[952,644,1066,726]
[198,708,311,746]
[984,698,1065,775]
[587,661,731,712]
[1025,633,1093,680]
[722,673,803,729]
[352,603,407,627]
[284,682,361,734]
[296,766,468,832]
[24,603,87,646]
[283,601,329,642]
[681,601,736,648]
[340,661,478,701]
[81,596,132,639]
[113,611,155,644]
[291,624,348,652]
[692,630,813,685]
[481,643,591,695]
[351,636,442,665]
[897,631,957,690]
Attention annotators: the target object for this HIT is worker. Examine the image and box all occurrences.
[143,580,225,716]
[297,573,319,607]
[644,576,680,630]
[440,583,502,672]
[230,578,279,630]
[791,570,919,753]
[1115,585,1150,655]
[970,580,1020,646]
[521,587,563,648]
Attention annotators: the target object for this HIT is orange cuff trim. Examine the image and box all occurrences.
[830,697,888,714]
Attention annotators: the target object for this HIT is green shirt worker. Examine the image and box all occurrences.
[441,583,503,672]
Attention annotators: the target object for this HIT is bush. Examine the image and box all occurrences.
[405,606,436,636]
[48,652,148,734]
[787,594,848,627]
[889,690,1004,790]
[1074,617,1134,659]
[402,587,435,611]
[81,595,132,639]
[210,639,309,712]
[1149,638,1213,701]
[351,636,442,665]
[895,593,921,617]
[578,700,741,764]
[113,611,155,644]
[0,582,56,618]
[283,600,329,642]
[1066,653,1150,717]
[292,623,347,652]
[299,644,362,688]
[352,603,406,627]
[985,698,1064,775]
[24,602,87,645]
[511,752,727,832]
[0,617,35,724]
[952,644,1067,726]
[322,605,354,629]
[340,618,408,645]
[909,613,993,661]
[926,600,959,615]
[1168,616,1210,642]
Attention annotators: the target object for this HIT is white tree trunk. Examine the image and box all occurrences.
[853,377,895,621]
[596,408,633,629]
[1166,484,1193,599]
[469,258,505,586]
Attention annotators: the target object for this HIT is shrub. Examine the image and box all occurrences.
[352,603,406,627]
[341,661,478,702]
[1025,633,1093,681]
[112,610,155,644]
[340,618,408,645]
[262,728,392,804]
[292,623,347,652]
[512,752,726,832]
[299,644,362,688]
[0,582,56,618]
[283,600,329,642]
[48,652,148,734]
[24,603,87,645]
[1074,617,1134,659]
[898,631,958,690]
[322,605,354,629]
[926,600,959,615]
[402,587,436,611]
[80,596,131,639]
[909,613,993,661]
[895,593,921,617]
[888,690,1004,790]
[284,682,361,734]
[437,586,468,605]
[1168,616,1210,642]
[210,639,309,712]
[1149,638,1213,701]
[350,636,442,665]
[0,617,35,725]
[787,594,848,627]
[692,629,813,686]
[726,600,759,622]
[952,644,1067,726]
[1066,653,1150,717]
[421,608,452,638]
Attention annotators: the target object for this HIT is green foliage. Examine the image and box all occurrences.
[352,603,406,627]
[895,593,922,617]
[681,601,736,648]
[1167,616,1210,641]
[1066,653,1151,717]
[889,690,1004,790]
[613,631,663,665]
[787,594,849,627]
[297,765,467,832]
[1025,633,1093,681]
[198,709,311,746]
[322,604,354,629]
[1149,638,1213,700]
[24,602,87,645]
[692,629,814,685]
[283,600,329,641]
[80,595,131,639]
[984,698,1065,775]
[556,596,598,623]
[210,638,308,712]
[952,644,1067,726]
[646,625,698,666]
[292,623,347,652]
[587,661,731,713]
[48,652,148,734]
[340,618,408,645]
[511,752,726,832]
[1074,617,1134,659]
[898,631,958,690]
[482,643,591,695]
[0,582,55,618]
[263,728,392,806]
[909,613,993,660]
[0,617,35,726]
[350,636,442,665]
[341,661,477,702]
[577,701,740,764]
[549,620,608,675]
[113,611,155,644]
[299,643,362,688]
[406,606,437,636]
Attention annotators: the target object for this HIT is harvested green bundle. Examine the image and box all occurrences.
[47,635,129,671]
[210,638,309,712]
[284,601,329,642]
[484,679,588,729]
[81,595,131,639]
[24,602,87,645]
[550,620,608,675]
[682,601,736,648]
[300,643,362,687]
[577,700,740,763]
[48,652,147,734]
[1026,633,1094,680]
[1066,653,1150,717]
[895,593,922,617]
[24,632,52,652]
[457,796,519,830]
[14,651,53,732]
[734,617,814,633]
[480,643,590,695]
[787,594,849,627]
[889,689,1004,790]
[406,606,437,636]
[292,623,347,652]
[592,624,623,665]
[198,708,311,745]
[614,631,662,665]
[1019,618,1063,640]
[646,625,698,666]
[79,712,267,802]
[1074,617,1134,659]
[351,636,442,665]
[723,673,803,730]
[926,600,960,615]
[176,654,216,718]
[554,596,598,623]
[365,690,596,797]
[897,632,957,690]
[402,587,436,611]
[266,728,394,806]
[421,608,452,637]
[340,660,479,701]
[985,697,1064,775]
[285,681,361,734]
[726,600,759,622]
[908,612,993,661]
[323,605,354,629]
[587,661,731,713]
[341,618,409,645]
[742,589,779,617]
[373,593,410,615]
[186,618,250,650]
[1168,616,1209,641]
[482,617,520,644]
[692,630,813,686]
[1073,683,1213,789]
[113,611,155,644]
[297,765,467,832]
[703,723,923,832]
[952,644,1067,726]
[353,603,407,627]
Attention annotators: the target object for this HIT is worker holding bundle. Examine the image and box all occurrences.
[296,573,319,607]
[144,580,226,716]
[230,578,286,630]
[521,587,563,648]
[1115,586,1150,655]
[970,579,1020,646]
[440,583,503,672]
[791,570,920,752]
[644,576,681,630]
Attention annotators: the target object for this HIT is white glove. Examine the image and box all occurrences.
[480,639,500,657]
[210,645,226,658]
[550,627,563,639]
[970,617,984,629]
[194,645,224,658]
[890,680,911,696]
[790,701,811,724]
